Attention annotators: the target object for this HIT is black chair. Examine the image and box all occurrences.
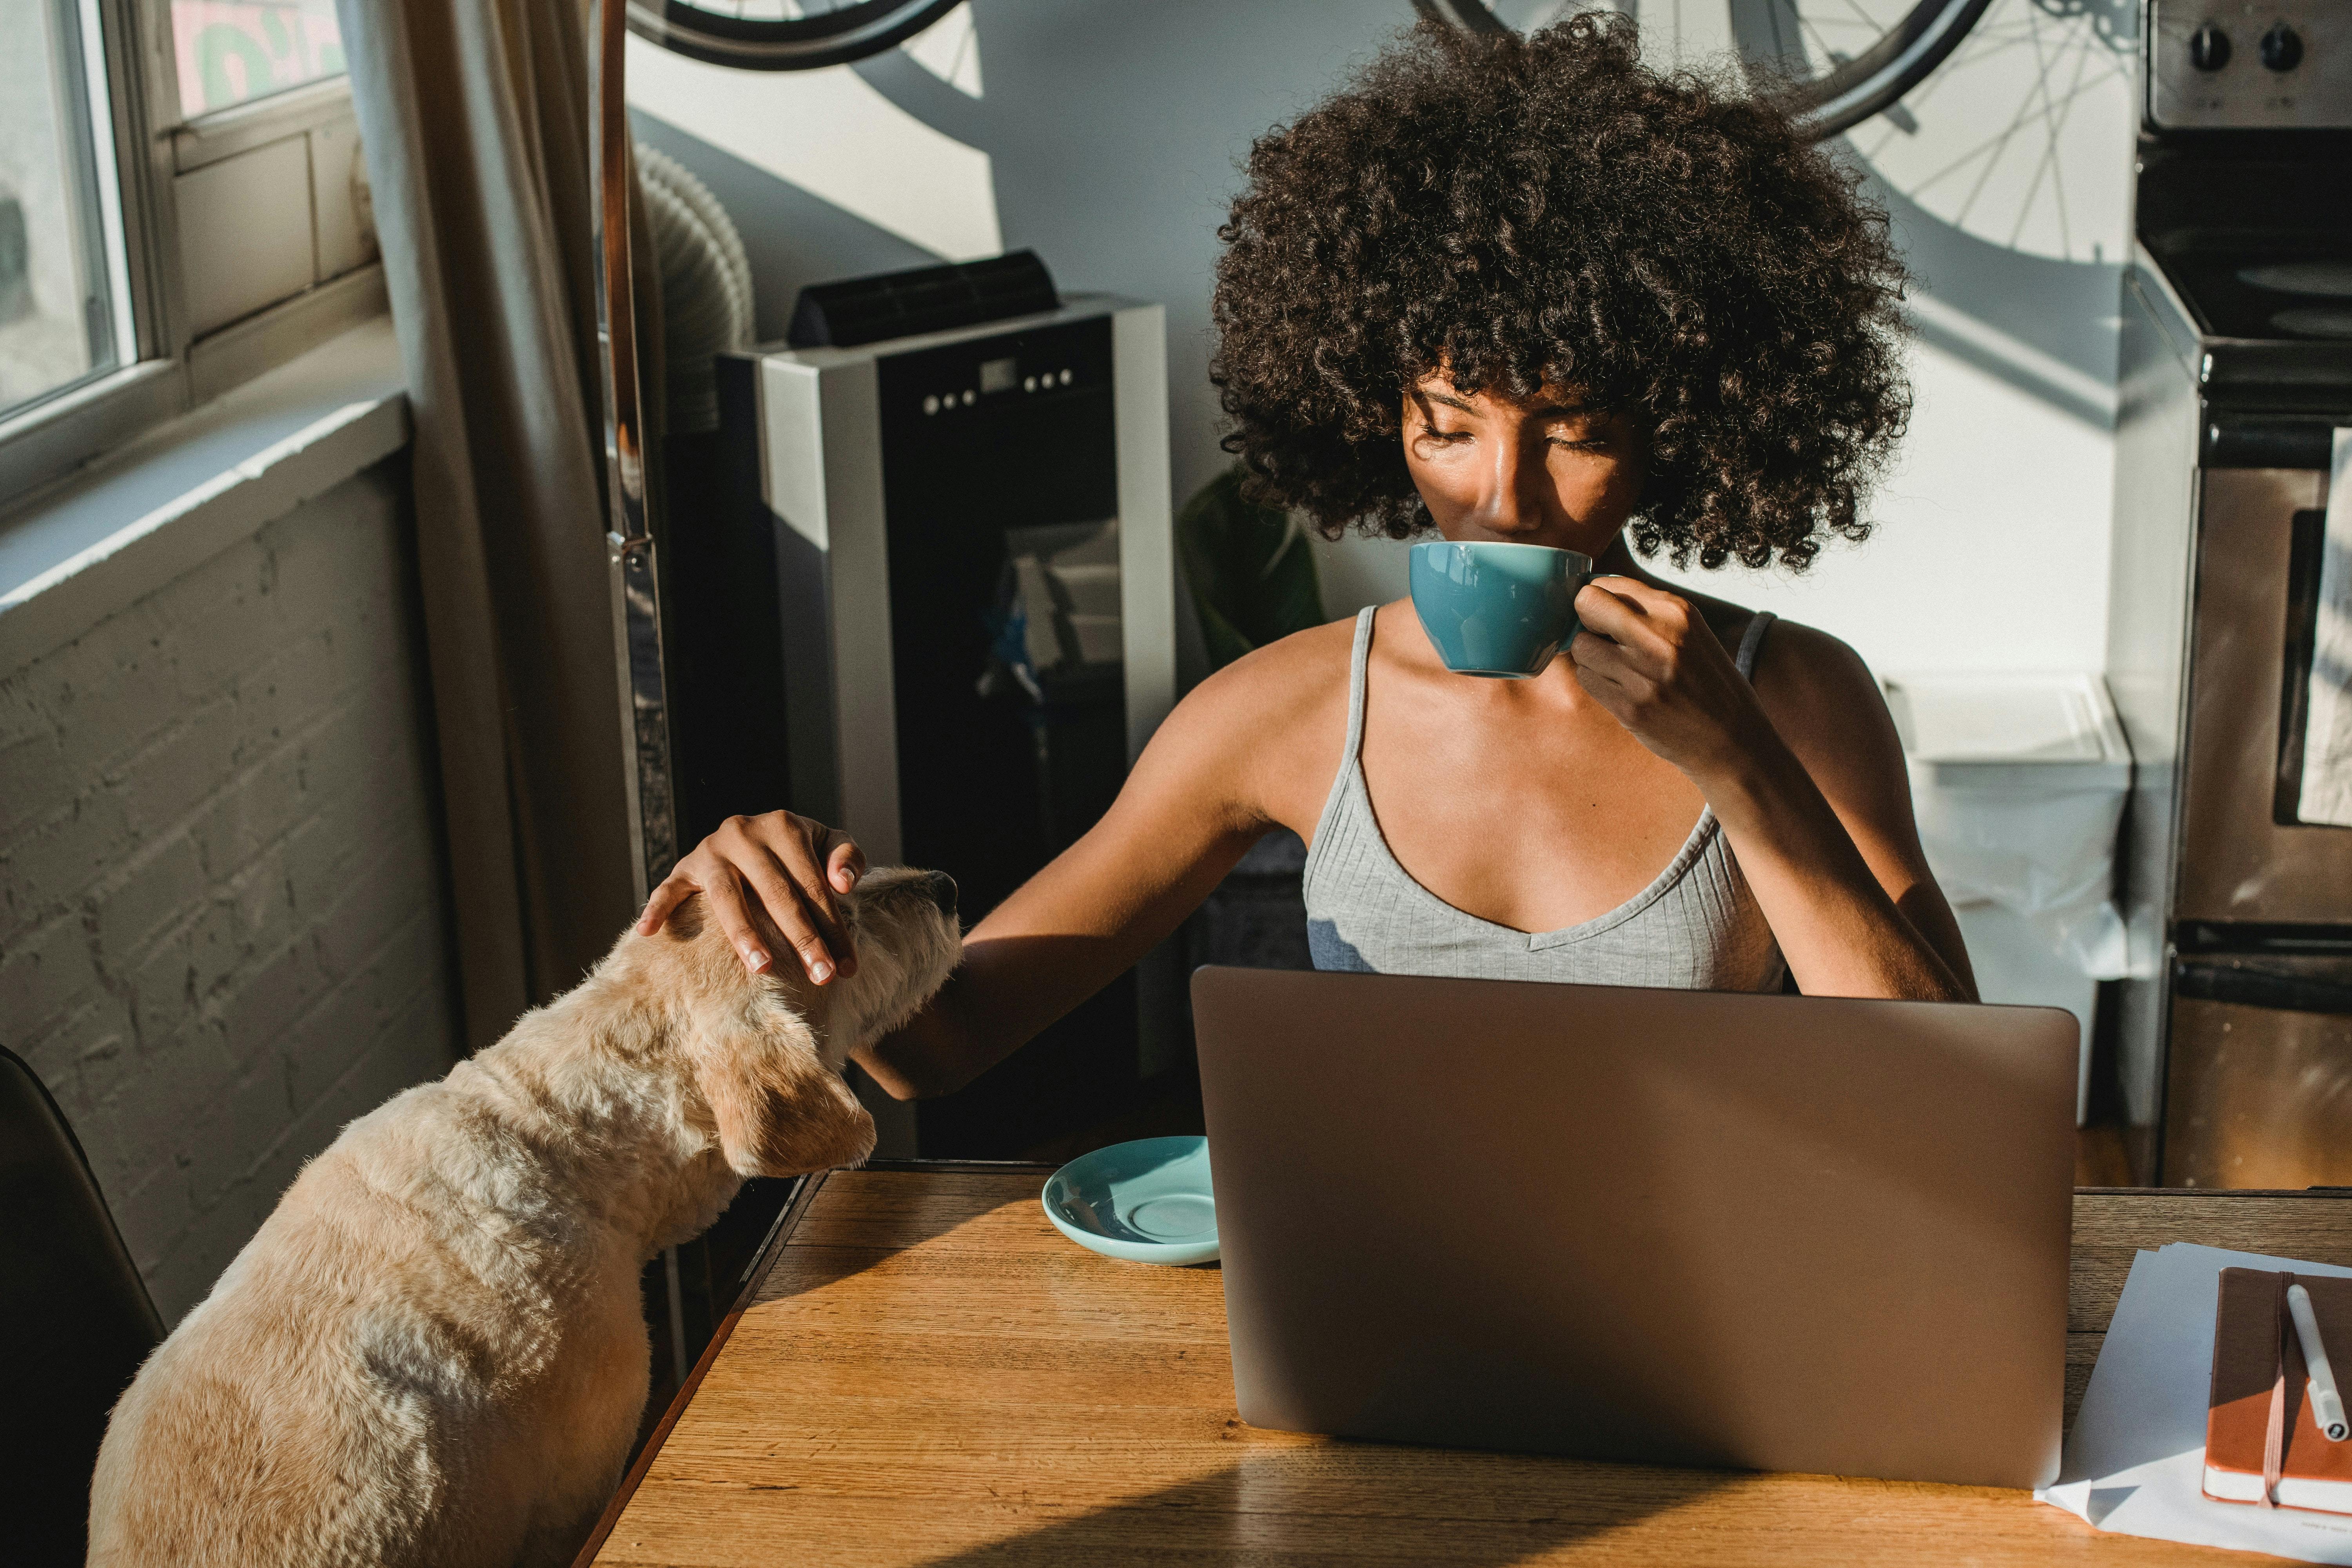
[0,1044,164,1566]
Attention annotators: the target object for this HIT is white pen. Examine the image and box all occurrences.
[2287,1284,2350,1443]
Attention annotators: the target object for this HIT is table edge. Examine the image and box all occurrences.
[569,1171,824,1568]
[569,1160,1059,1568]
[2075,1188,2352,1198]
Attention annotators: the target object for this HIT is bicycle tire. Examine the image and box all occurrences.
[625,0,967,73]
[1408,0,1996,141]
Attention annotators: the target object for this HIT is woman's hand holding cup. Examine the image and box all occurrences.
[1568,576,1770,781]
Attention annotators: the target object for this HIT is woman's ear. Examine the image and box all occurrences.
[688,1001,876,1176]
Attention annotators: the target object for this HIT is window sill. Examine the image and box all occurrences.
[0,317,407,669]
[171,76,355,174]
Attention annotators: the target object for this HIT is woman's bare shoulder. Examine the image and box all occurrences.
[1749,616,1878,708]
[1651,574,1877,720]
[1187,614,1359,721]
[1140,615,1359,831]
[1745,615,1908,791]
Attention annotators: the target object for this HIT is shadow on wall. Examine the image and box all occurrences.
[635,0,2138,469]
[636,0,1417,515]
[851,0,1431,508]
[633,0,2138,667]
[1887,176,2125,432]
[629,112,939,345]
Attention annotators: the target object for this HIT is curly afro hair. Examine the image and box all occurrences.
[1210,13,1911,570]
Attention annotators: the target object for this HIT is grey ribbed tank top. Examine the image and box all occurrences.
[1303,606,1787,991]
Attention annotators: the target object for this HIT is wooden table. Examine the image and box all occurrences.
[579,1167,2352,1566]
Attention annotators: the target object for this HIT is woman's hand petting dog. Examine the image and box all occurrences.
[640,809,866,984]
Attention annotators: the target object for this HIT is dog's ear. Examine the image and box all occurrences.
[689,1001,876,1176]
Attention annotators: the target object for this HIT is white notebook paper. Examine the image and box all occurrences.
[2038,1242,2352,1563]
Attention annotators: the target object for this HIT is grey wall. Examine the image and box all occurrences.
[1,460,461,1321]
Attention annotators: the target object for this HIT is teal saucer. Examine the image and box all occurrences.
[1041,1135,1218,1266]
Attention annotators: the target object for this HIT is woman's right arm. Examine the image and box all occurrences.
[856,722,1265,1097]
[637,626,1347,1098]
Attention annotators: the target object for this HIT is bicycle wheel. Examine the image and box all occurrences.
[626,0,967,72]
[1410,0,1996,140]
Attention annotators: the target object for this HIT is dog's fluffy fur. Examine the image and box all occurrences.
[87,867,960,1568]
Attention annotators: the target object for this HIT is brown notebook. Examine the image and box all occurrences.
[2205,1268,2352,1512]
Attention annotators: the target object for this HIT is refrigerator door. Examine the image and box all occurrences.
[2164,953,2352,1188]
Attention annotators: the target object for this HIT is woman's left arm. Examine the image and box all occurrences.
[1571,578,1976,1002]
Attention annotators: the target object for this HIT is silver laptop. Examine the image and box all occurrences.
[1190,966,2078,1489]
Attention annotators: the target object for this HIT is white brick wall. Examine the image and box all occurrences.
[1,460,460,1322]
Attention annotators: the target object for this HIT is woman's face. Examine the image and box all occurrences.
[1401,374,1648,557]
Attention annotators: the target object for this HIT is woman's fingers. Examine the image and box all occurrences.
[1569,631,1651,708]
[699,863,778,975]
[1572,578,1650,647]
[731,843,836,980]
[1574,584,1668,670]
[636,870,695,935]
[642,812,869,982]
[735,813,860,983]
[771,835,858,982]
[1575,577,1710,672]
[1568,628,1634,681]
[826,834,867,895]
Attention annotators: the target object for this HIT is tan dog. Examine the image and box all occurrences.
[87,867,960,1568]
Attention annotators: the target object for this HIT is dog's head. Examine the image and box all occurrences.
[656,867,961,1178]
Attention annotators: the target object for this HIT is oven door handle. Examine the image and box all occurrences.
[2174,961,2352,1017]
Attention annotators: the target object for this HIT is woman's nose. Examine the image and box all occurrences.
[1467,437,1548,536]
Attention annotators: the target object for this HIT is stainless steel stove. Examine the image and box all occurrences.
[2107,0,2352,1187]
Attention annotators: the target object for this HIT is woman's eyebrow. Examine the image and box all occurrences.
[1417,388,1590,419]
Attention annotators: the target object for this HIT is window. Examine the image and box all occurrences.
[0,0,129,426]
[0,0,377,509]
[170,0,345,117]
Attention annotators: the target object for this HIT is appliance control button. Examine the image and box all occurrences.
[923,395,940,415]
[962,389,977,405]
[2259,21,2302,71]
[2189,23,2231,71]
[1059,368,1073,385]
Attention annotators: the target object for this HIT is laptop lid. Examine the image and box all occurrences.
[1191,966,2077,1489]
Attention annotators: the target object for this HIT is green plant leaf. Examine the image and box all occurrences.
[1176,466,1326,670]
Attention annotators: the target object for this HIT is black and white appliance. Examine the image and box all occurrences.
[670,289,1176,1159]
[2108,0,2352,1186]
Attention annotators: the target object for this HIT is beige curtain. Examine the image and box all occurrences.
[336,0,663,1045]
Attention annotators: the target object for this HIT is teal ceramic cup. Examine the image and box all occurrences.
[1408,541,1596,678]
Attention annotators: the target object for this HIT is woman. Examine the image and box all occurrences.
[636,16,1974,1100]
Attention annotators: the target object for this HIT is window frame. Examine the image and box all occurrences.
[0,0,384,511]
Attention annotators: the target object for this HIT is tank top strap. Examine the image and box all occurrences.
[1341,605,1376,764]
[1733,610,1777,680]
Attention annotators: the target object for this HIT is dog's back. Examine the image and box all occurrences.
[85,868,959,1568]
[87,1076,652,1568]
